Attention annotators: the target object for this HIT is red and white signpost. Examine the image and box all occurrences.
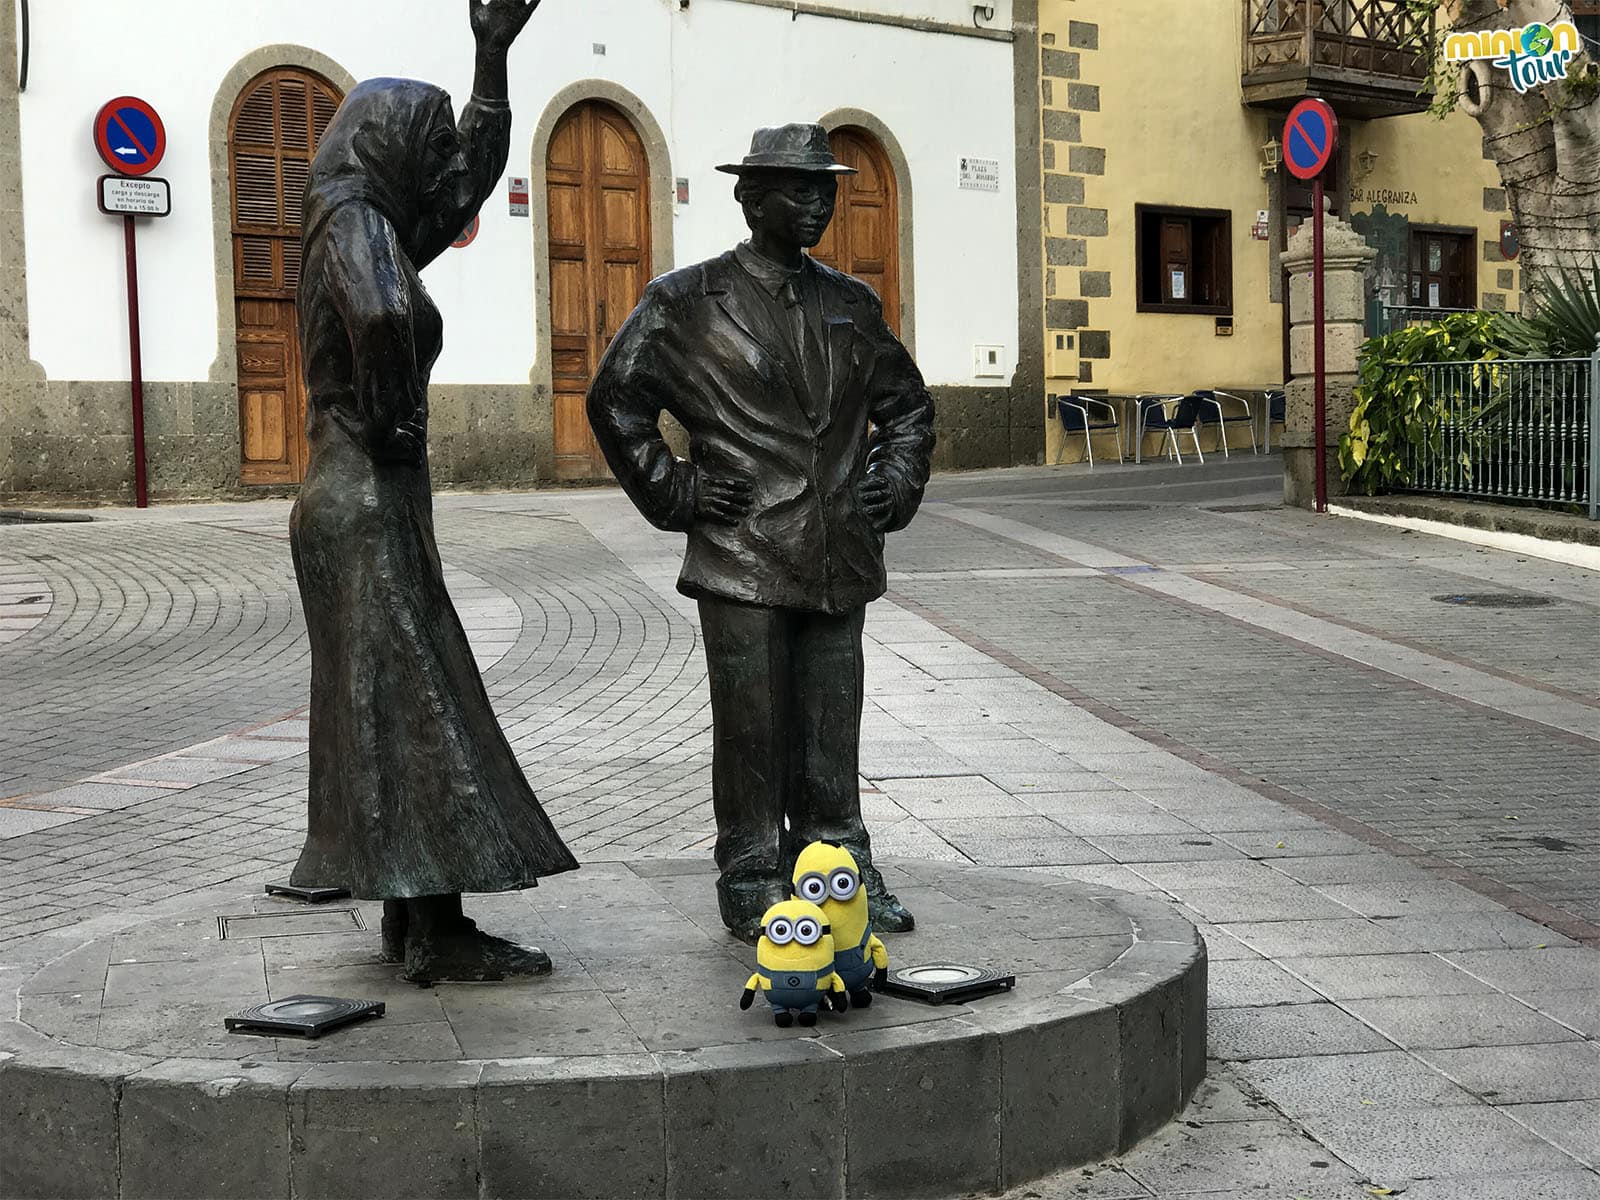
[1283,98,1339,514]
[93,97,170,509]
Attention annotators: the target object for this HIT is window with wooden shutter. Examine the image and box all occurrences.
[229,68,343,299]
[229,68,344,486]
[1136,204,1234,315]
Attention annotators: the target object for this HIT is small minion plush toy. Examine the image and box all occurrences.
[739,899,847,1027]
[793,841,888,1008]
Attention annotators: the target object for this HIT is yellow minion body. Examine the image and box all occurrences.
[791,842,889,1006]
[740,898,846,1027]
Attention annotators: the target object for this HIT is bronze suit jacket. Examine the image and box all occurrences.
[586,250,936,615]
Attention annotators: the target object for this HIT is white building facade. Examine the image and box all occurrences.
[0,0,1042,502]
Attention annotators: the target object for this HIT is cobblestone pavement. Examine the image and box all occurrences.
[2,457,1597,1197]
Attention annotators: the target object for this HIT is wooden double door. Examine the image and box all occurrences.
[547,101,652,481]
[229,68,343,485]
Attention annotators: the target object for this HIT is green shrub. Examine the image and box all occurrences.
[1519,258,1600,358]
[1339,311,1524,495]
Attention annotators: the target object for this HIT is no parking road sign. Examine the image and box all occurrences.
[1282,98,1338,181]
[94,97,167,177]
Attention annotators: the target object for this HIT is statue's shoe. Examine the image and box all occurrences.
[380,899,408,964]
[403,928,553,984]
[717,872,791,946]
[862,862,915,933]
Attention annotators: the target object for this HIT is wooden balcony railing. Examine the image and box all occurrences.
[1243,0,1434,118]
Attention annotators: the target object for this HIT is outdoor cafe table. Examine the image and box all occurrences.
[1092,393,1181,464]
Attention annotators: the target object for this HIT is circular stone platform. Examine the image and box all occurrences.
[0,859,1206,1200]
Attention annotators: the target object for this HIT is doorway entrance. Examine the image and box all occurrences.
[229,67,343,485]
[545,100,652,481]
[812,127,902,335]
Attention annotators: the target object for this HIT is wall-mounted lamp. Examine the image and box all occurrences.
[1355,148,1380,179]
[1258,136,1281,178]
[972,3,996,25]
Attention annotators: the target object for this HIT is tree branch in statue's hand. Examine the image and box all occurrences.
[694,472,754,527]
[858,473,895,532]
[470,0,540,54]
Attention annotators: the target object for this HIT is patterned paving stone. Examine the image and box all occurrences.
[4,461,1596,1195]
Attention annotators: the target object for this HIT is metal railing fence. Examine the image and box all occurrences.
[1375,304,1476,336]
[1406,350,1599,519]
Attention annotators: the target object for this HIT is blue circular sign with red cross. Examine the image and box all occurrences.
[94,97,167,177]
[1283,98,1338,182]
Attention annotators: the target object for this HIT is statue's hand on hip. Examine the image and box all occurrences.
[470,0,540,53]
[694,471,754,527]
[858,473,895,532]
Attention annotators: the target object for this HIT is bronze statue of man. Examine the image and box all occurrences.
[587,124,936,941]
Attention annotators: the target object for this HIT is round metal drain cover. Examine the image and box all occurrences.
[1432,593,1553,609]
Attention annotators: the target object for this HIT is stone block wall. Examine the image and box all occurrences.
[1039,13,1110,394]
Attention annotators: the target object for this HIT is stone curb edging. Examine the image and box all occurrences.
[0,872,1206,1200]
[1340,493,1600,548]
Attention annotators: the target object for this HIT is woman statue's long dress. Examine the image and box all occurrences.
[288,0,577,984]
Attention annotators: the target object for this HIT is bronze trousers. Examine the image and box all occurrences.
[697,596,870,881]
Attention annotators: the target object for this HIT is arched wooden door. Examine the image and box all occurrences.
[229,68,342,485]
[546,101,651,481]
[812,127,901,335]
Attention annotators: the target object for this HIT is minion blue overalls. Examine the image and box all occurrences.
[833,928,876,992]
[764,967,829,1016]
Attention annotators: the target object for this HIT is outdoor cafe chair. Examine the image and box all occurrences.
[1192,389,1258,457]
[1263,388,1286,452]
[1052,394,1124,467]
[1137,394,1206,465]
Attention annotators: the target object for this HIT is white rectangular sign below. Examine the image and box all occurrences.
[508,176,530,217]
[957,156,1000,192]
[99,175,171,218]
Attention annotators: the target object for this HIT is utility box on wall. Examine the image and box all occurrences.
[1045,330,1079,381]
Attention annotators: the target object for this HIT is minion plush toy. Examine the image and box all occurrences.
[793,841,889,1008]
[739,899,848,1027]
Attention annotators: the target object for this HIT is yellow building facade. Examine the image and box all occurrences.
[1037,0,1520,463]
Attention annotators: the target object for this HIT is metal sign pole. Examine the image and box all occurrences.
[1313,177,1326,515]
[95,96,167,509]
[1282,97,1337,516]
[123,214,149,509]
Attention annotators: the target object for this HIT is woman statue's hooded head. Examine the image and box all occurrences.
[302,77,476,270]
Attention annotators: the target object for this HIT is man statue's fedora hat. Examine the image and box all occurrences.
[716,123,857,175]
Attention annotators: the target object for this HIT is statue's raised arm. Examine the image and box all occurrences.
[401,0,542,268]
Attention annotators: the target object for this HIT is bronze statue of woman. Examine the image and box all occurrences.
[288,0,577,984]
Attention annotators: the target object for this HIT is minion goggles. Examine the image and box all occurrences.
[794,868,860,904]
[763,915,832,946]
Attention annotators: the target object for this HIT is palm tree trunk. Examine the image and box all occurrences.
[1448,0,1600,301]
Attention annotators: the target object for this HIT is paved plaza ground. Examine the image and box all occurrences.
[2,455,1597,1198]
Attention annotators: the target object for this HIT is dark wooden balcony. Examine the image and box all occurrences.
[1242,0,1434,119]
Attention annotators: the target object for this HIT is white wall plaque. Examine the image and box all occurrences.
[957,156,1000,192]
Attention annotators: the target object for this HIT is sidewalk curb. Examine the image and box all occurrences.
[1331,502,1600,570]
[1339,494,1600,548]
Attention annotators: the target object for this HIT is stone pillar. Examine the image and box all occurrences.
[0,2,47,501]
[1280,206,1376,509]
